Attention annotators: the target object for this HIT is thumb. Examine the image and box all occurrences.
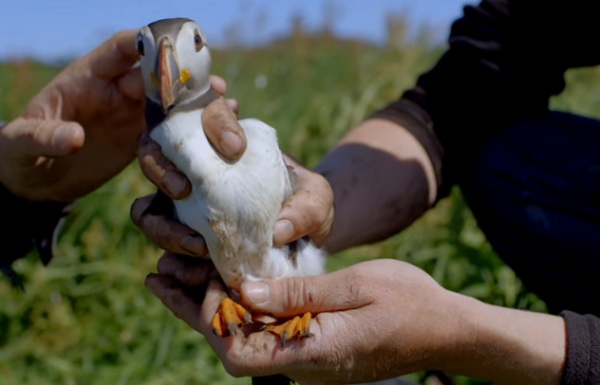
[240,269,369,317]
[201,98,246,161]
[1,118,84,158]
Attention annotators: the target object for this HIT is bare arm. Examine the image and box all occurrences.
[448,291,565,385]
[147,257,566,384]
[310,120,567,382]
[315,118,437,253]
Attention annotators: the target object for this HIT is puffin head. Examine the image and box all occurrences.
[137,18,211,112]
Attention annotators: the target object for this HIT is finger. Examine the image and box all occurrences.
[200,281,319,379]
[199,278,230,335]
[157,252,217,287]
[88,30,140,79]
[145,273,207,332]
[131,194,208,256]
[225,98,239,116]
[0,118,84,158]
[138,132,191,199]
[198,279,262,369]
[201,280,247,336]
[241,267,370,317]
[202,98,246,161]
[208,76,239,114]
[118,66,145,101]
[190,280,282,379]
[273,162,334,247]
[148,273,306,379]
[209,75,227,95]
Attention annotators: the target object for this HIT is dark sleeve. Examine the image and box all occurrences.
[560,311,600,385]
[0,182,72,289]
[370,0,600,199]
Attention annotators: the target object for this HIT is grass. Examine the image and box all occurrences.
[1,28,600,385]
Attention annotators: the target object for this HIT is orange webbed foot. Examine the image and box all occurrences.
[212,298,313,347]
[263,312,313,347]
[212,297,253,337]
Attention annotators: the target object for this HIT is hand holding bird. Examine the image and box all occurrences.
[0,30,145,203]
[134,18,329,346]
[147,257,464,385]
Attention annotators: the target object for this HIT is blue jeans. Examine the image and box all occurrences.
[459,111,600,315]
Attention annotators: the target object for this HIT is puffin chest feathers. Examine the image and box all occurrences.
[139,17,325,361]
[150,109,293,290]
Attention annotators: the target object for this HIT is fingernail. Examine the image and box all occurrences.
[164,172,186,198]
[181,235,206,255]
[274,219,295,244]
[243,282,270,305]
[54,125,77,152]
[220,131,244,158]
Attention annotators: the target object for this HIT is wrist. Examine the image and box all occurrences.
[439,292,566,385]
[315,120,436,253]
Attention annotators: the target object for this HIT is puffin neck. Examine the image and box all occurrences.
[145,88,221,132]
[171,87,221,114]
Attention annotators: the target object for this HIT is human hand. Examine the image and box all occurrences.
[273,155,334,248]
[0,30,145,202]
[131,78,244,256]
[147,255,566,385]
[146,257,463,384]
[136,76,243,200]
[130,145,331,257]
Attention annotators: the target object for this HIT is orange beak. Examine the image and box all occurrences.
[157,38,175,112]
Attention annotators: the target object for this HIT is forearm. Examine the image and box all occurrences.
[315,118,437,253]
[442,292,565,385]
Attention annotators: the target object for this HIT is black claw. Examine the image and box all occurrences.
[280,332,288,348]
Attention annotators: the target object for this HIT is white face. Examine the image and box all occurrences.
[137,19,212,110]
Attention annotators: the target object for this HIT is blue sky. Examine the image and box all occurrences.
[1,0,473,61]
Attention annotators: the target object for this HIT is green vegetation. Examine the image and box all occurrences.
[1,27,600,385]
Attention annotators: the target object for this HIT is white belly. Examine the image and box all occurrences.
[149,109,324,290]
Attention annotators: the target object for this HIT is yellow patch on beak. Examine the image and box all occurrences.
[150,72,159,86]
[179,68,191,84]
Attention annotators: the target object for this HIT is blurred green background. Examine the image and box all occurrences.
[1,14,600,385]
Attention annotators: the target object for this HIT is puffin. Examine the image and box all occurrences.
[136,17,325,380]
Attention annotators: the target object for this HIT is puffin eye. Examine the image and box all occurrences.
[137,37,145,56]
[194,30,203,51]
